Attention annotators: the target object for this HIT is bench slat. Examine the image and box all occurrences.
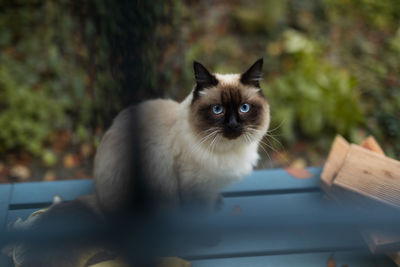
[191,251,396,267]
[178,192,365,258]
[8,167,322,207]
[10,179,93,207]
[221,167,321,196]
[7,192,325,223]
[6,192,365,259]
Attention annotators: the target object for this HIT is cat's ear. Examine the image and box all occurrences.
[240,58,263,87]
[193,61,218,91]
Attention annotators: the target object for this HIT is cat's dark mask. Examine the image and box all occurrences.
[189,58,269,141]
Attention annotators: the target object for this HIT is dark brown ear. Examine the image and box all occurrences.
[240,58,263,87]
[193,61,218,92]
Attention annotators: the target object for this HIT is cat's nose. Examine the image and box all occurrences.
[226,116,240,130]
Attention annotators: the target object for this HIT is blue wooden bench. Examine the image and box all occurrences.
[0,167,396,266]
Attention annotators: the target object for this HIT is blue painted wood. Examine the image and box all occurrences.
[6,192,325,223]
[0,184,12,229]
[2,167,395,266]
[6,192,365,257]
[8,167,321,207]
[221,167,321,196]
[219,192,325,217]
[191,251,396,267]
[177,192,366,258]
[10,179,93,207]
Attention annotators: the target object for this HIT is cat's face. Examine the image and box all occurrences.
[189,59,270,148]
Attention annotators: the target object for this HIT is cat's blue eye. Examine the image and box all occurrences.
[240,103,250,113]
[212,104,223,114]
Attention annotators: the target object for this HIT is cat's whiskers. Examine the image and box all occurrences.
[244,132,268,169]
[258,142,274,169]
[267,120,285,134]
[191,128,223,162]
[262,123,290,165]
[209,134,221,154]
[247,125,290,167]
[191,129,219,156]
[245,129,275,169]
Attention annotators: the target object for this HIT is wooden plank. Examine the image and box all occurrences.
[6,192,326,224]
[320,135,350,192]
[333,144,400,209]
[191,251,396,267]
[177,192,365,258]
[181,227,364,259]
[219,192,325,217]
[10,179,93,207]
[6,192,365,258]
[360,136,385,155]
[8,167,322,207]
[222,167,321,196]
[362,229,400,253]
[0,184,12,229]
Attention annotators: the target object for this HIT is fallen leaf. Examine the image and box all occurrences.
[327,256,336,267]
[10,165,30,181]
[43,171,56,181]
[63,154,78,169]
[285,167,313,179]
[291,158,307,168]
[360,136,385,155]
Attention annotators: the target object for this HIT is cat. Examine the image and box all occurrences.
[94,58,270,215]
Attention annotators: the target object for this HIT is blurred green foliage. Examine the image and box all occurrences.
[0,0,176,157]
[0,0,399,163]
[173,0,400,160]
[265,30,363,144]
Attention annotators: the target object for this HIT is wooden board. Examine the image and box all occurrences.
[5,192,366,260]
[222,167,321,196]
[9,179,94,208]
[333,144,400,209]
[360,136,385,155]
[6,167,322,208]
[320,135,350,192]
[191,251,396,267]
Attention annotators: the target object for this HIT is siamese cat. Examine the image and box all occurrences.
[94,58,270,214]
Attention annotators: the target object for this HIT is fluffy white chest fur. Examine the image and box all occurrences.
[138,94,262,206]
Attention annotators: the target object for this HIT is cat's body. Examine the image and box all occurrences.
[94,59,270,214]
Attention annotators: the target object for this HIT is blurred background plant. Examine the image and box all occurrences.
[0,0,399,182]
